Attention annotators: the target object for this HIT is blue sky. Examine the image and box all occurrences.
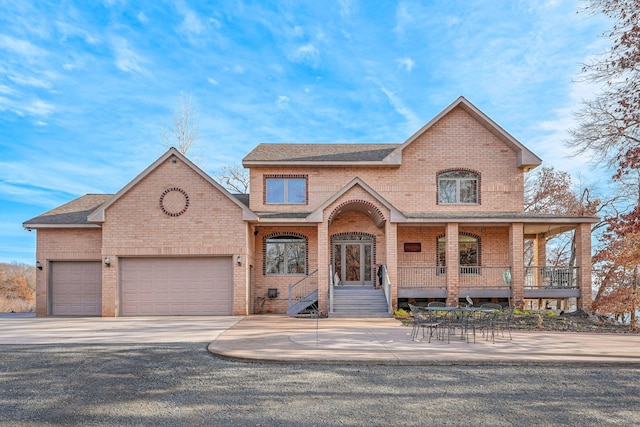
[0,1,610,264]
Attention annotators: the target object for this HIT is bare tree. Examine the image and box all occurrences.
[162,92,200,155]
[217,164,250,194]
[569,0,640,234]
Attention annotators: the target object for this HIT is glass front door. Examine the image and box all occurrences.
[333,240,373,286]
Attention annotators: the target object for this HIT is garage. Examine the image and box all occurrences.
[119,257,233,316]
[50,261,102,316]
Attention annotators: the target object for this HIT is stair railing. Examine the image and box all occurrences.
[287,269,319,312]
[381,265,392,314]
[329,264,334,314]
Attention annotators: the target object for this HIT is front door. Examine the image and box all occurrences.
[333,238,373,286]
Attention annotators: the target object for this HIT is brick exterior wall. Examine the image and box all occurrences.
[100,155,247,316]
[249,108,524,214]
[32,104,596,316]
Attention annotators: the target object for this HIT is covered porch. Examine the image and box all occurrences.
[395,215,598,311]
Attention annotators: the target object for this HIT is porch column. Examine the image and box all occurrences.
[317,220,329,316]
[385,221,398,311]
[533,234,547,287]
[445,222,459,306]
[509,223,525,309]
[575,223,593,313]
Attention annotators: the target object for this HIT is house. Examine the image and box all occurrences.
[23,97,598,317]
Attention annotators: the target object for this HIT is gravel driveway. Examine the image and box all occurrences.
[1,343,639,426]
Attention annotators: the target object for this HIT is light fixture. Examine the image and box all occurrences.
[36,261,42,270]
[104,256,111,267]
[236,255,242,266]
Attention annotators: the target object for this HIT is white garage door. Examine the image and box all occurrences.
[50,261,102,316]
[119,257,233,316]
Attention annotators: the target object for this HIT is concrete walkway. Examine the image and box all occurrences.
[0,315,241,344]
[207,315,640,366]
[2,314,639,365]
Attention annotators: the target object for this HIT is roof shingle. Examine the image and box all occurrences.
[243,144,400,163]
[23,194,111,227]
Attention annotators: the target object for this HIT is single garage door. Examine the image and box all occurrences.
[119,257,233,316]
[50,261,102,316]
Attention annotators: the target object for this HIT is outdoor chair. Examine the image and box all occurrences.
[408,304,440,343]
[470,310,497,343]
[427,301,446,307]
[495,307,514,340]
[480,303,503,310]
[442,309,471,343]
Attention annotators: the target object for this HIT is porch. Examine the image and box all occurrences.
[397,265,580,303]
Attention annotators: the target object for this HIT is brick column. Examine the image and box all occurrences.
[533,234,547,287]
[509,223,524,309]
[102,255,117,317]
[445,222,459,306]
[385,221,398,311]
[575,223,593,312]
[317,221,329,316]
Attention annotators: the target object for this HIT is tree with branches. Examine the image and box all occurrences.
[216,164,250,194]
[162,92,200,155]
[569,0,640,234]
[568,0,640,323]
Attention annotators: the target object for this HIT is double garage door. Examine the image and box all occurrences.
[119,257,233,316]
[49,257,233,316]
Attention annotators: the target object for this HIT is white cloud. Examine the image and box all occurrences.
[277,95,290,108]
[110,36,145,74]
[207,77,219,86]
[137,12,149,24]
[55,21,98,45]
[339,0,356,19]
[24,100,54,116]
[180,9,205,35]
[396,57,415,72]
[289,44,320,67]
[0,34,46,58]
[380,86,420,131]
[7,75,51,89]
[0,85,17,95]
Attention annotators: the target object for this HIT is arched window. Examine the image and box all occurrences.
[438,170,479,204]
[264,234,307,275]
[437,233,480,271]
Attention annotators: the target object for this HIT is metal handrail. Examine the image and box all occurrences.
[287,269,319,309]
[524,266,579,289]
[381,265,392,314]
[397,266,447,289]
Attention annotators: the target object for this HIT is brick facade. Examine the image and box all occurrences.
[28,98,596,316]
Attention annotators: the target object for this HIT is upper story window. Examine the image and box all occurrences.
[438,170,479,204]
[264,235,307,275]
[265,175,307,204]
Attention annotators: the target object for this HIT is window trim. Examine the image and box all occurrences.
[437,169,480,205]
[264,174,308,205]
[263,233,308,275]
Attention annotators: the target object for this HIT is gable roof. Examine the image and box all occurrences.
[23,194,111,229]
[307,177,406,224]
[88,148,258,223]
[242,144,400,167]
[388,96,542,169]
[242,97,542,170]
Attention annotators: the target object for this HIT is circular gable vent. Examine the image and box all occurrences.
[160,187,189,217]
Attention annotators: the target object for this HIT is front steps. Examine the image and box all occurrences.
[330,286,392,318]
